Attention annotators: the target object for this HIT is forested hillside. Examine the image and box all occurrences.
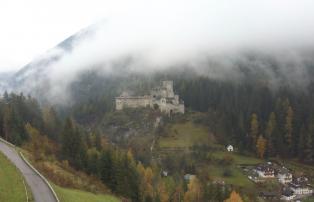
[59,62,314,164]
[1,56,314,201]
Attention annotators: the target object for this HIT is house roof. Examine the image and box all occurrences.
[256,164,275,172]
[278,168,291,175]
[288,182,309,189]
[282,189,294,197]
[259,191,277,197]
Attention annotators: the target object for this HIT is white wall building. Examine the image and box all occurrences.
[226,145,234,152]
[254,164,275,178]
[289,183,313,195]
[281,189,296,201]
[277,169,293,184]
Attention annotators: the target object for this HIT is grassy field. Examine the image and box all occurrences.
[212,151,263,165]
[158,121,212,148]
[208,165,253,187]
[207,150,263,187]
[53,184,121,202]
[157,119,263,188]
[0,152,31,202]
[303,197,314,202]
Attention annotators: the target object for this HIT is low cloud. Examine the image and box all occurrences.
[6,0,314,103]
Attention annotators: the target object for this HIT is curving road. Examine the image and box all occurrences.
[0,139,57,202]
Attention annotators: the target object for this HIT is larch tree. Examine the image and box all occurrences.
[250,113,259,151]
[184,177,202,202]
[156,181,169,202]
[265,112,276,157]
[224,190,243,202]
[256,135,267,159]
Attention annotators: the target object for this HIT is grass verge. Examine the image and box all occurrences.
[0,151,33,202]
[53,184,121,202]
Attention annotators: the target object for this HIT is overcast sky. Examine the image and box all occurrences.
[1,0,314,73]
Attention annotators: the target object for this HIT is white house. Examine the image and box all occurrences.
[277,168,293,184]
[162,170,168,177]
[226,145,234,152]
[289,183,313,195]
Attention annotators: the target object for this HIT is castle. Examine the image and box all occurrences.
[115,81,185,114]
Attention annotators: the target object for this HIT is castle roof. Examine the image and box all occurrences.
[116,95,151,99]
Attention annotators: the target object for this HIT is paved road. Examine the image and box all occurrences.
[0,140,57,202]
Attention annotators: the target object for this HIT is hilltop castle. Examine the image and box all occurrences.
[115,81,185,114]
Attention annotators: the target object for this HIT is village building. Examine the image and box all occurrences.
[254,163,275,178]
[259,191,278,201]
[288,182,313,195]
[115,81,184,115]
[161,170,168,177]
[281,189,296,201]
[248,175,265,183]
[277,168,293,184]
[226,145,234,152]
[184,174,196,181]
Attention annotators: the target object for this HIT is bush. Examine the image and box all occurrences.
[220,155,234,166]
[223,168,233,177]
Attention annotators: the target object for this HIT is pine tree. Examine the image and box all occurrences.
[42,107,60,141]
[285,106,294,152]
[100,150,113,188]
[304,121,314,163]
[2,104,12,141]
[304,132,313,163]
[60,118,87,169]
[298,125,306,159]
[95,131,102,151]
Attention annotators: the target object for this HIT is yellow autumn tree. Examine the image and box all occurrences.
[157,181,169,202]
[144,167,154,197]
[250,113,259,150]
[256,135,267,159]
[137,163,154,201]
[184,177,202,202]
[225,190,244,202]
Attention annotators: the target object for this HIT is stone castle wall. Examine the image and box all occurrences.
[115,81,184,114]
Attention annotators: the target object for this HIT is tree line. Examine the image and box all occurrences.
[0,92,238,201]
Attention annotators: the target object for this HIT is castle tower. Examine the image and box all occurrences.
[162,81,174,98]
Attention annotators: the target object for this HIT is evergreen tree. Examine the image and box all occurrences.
[285,106,294,153]
[42,107,60,141]
[60,118,87,169]
[304,131,313,163]
[298,125,306,159]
